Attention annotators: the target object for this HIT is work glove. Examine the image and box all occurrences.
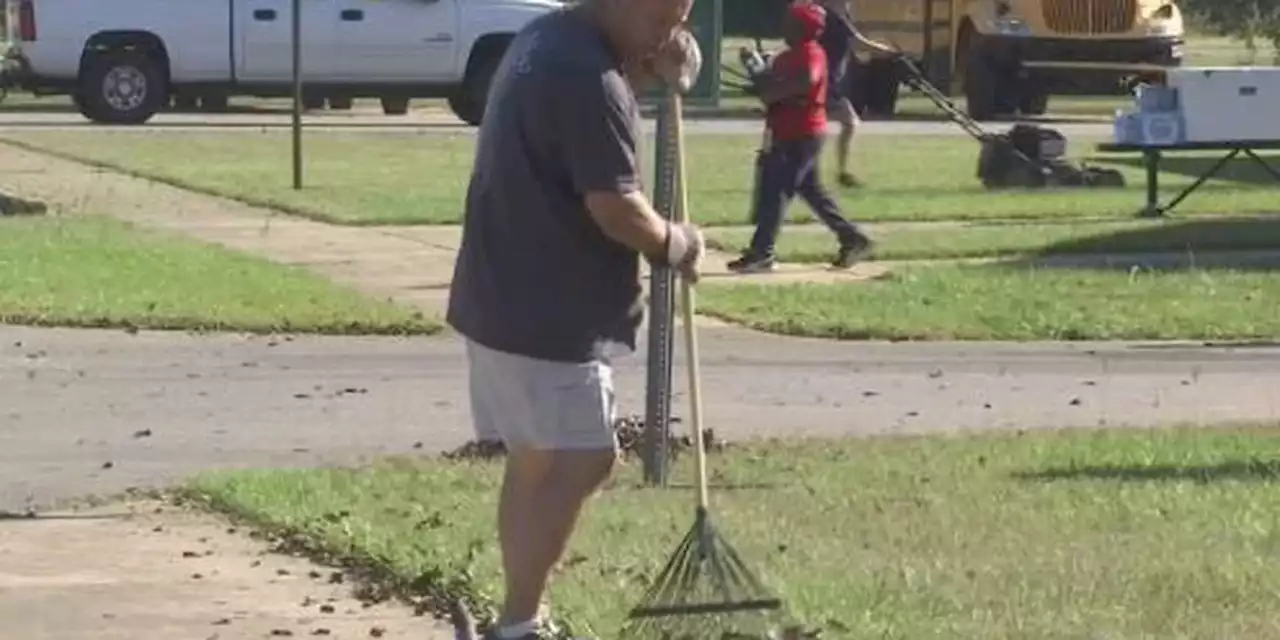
[664,221,705,284]
[629,27,703,94]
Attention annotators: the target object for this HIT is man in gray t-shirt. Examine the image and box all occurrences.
[445,0,703,637]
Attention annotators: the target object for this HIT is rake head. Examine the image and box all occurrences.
[619,508,790,639]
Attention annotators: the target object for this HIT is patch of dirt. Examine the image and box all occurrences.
[0,500,452,639]
[441,414,728,461]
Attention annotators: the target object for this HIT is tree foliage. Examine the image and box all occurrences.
[1182,0,1280,58]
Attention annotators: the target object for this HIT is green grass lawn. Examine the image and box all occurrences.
[698,263,1280,341]
[5,131,1279,227]
[0,214,439,334]
[187,426,1280,639]
[708,216,1280,263]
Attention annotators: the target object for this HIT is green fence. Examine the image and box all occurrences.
[724,0,789,38]
[640,0,724,106]
[686,0,723,104]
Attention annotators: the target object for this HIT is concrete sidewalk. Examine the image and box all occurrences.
[0,143,889,323]
[0,501,450,639]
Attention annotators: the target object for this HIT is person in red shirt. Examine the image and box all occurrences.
[728,0,872,274]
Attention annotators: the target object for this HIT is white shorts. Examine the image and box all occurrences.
[465,339,618,451]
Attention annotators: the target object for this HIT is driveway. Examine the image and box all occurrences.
[6,324,1279,512]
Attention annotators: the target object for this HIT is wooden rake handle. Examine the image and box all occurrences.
[665,90,710,511]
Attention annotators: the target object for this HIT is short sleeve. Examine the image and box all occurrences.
[552,69,642,196]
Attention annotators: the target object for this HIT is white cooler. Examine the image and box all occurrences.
[1165,67,1280,143]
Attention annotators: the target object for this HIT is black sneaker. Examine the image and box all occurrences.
[727,252,777,274]
[838,171,863,188]
[833,232,873,269]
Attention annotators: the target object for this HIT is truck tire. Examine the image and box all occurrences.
[449,40,509,126]
[71,90,92,120]
[863,58,901,119]
[1018,85,1049,116]
[78,50,167,125]
[381,96,410,115]
[328,95,353,110]
[963,43,1000,121]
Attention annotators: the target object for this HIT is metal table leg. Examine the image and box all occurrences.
[1161,148,1241,216]
[1142,148,1162,217]
[1243,149,1280,182]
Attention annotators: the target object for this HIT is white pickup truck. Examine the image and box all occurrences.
[4,0,560,125]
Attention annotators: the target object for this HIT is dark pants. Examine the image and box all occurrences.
[748,135,858,258]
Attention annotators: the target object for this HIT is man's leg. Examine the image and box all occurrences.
[827,61,862,188]
[467,340,618,638]
[831,96,862,188]
[794,137,872,268]
[497,448,614,632]
[731,140,800,273]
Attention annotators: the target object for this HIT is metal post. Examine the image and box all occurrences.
[291,0,303,190]
[642,97,679,487]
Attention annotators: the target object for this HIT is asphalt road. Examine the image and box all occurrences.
[5,325,1279,512]
[0,107,1115,138]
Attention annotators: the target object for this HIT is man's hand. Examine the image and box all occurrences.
[628,28,703,94]
[665,222,705,283]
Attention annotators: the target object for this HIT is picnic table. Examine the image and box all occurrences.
[1096,140,1280,218]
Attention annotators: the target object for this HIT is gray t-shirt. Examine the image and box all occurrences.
[446,8,646,364]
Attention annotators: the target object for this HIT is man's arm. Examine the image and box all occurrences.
[852,28,899,56]
[585,191,669,262]
[818,0,899,56]
[557,71,701,272]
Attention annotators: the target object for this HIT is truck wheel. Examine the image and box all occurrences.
[863,59,901,119]
[78,50,167,124]
[963,43,1000,121]
[328,95,353,110]
[71,90,92,119]
[450,41,508,126]
[381,96,410,115]
[1018,85,1049,117]
[200,93,229,112]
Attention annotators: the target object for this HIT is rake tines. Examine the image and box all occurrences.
[622,83,798,640]
[620,508,786,640]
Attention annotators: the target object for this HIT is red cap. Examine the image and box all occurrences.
[788,2,826,41]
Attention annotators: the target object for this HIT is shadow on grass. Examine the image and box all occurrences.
[0,191,46,216]
[1127,340,1280,350]
[660,481,780,491]
[0,101,295,115]
[1013,459,1280,483]
[0,510,132,523]
[0,101,78,114]
[1099,152,1280,187]
[1000,216,1280,272]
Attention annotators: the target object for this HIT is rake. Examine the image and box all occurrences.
[618,88,792,640]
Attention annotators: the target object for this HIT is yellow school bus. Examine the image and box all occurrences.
[847,0,1185,119]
